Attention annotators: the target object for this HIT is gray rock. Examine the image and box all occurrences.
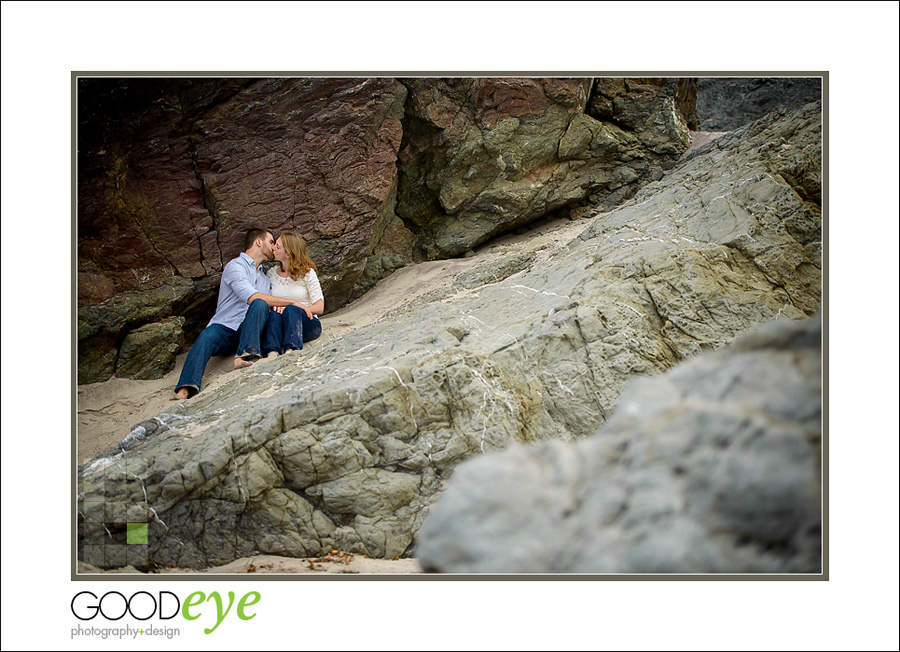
[417,314,822,573]
[697,77,822,131]
[590,78,696,153]
[115,317,186,380]
[78,276,216,384]
[77,102,821,569]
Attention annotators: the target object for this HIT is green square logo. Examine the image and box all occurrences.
[126,522,148,545]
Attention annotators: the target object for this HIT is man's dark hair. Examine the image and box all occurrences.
[244,228,271,252]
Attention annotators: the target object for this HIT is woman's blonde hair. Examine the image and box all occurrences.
[279,232,318,280]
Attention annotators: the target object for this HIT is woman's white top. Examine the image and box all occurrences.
[267,267,324,306]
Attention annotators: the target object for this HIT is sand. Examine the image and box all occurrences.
[79,554,424,576]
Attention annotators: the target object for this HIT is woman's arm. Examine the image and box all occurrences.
[284,270,325,319]
[275,298,323,319]
[306,298,324,317]
[267,269,325,318]
[247,292,301,308]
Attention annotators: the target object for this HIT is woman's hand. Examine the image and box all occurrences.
[283,301,313,319]
[273,302,314,318]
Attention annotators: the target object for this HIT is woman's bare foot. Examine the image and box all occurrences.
[172,388,191,400]
[234,356,254,370]
[266,351,279,359]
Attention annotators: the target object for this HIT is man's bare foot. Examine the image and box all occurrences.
[234,357,254,370]
[266,351,279,359]
[173,388,191,400]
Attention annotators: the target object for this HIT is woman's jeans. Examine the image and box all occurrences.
[262,306,322,356]
[174,298,269,397]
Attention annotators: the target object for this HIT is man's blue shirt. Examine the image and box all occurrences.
[207,252,272,330]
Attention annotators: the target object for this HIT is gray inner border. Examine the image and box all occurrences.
[72,70,828,582]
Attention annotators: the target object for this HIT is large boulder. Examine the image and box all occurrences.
[590,77,698,141]
[397,77,694,258]
[76,102,821,569]
[115,317,186,380]
[417,314,822,573]
[79,77,408,308]
[77,276,215,384]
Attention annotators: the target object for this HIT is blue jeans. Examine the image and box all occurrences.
[175,298,270,397]
[262,306,322,356]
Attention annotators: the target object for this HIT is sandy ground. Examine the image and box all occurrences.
[684,130,728,156]
[76,132,724,575]
[79,554,424,576]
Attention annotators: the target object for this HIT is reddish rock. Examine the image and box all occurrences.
[78,78,214,303]
[473,77,590,129]
[188,78,410,306]
[78,77,409,308]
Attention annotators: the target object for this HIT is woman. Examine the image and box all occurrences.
[261,232,324,357]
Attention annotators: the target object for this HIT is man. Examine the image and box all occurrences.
[174,228,304,399]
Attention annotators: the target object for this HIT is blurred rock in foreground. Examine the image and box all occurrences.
[417,314,822,574]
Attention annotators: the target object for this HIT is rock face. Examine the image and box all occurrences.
[187,78,410,309]
[77,102,821,569]
[417,314,822,573]
[78,77,695,383]
[397,78,694,258]
[115,317,186,380]
[79,77,408,307]
[590,77,698,140]
[697,77,822,131]
[77,276,216,384]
